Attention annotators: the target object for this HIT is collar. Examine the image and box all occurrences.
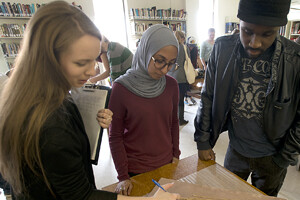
[108,42,116,52]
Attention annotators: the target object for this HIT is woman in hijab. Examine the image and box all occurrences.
[108,24,181,196]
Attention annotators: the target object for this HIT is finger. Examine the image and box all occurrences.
[97,112,108,118]
[121,187,126,195]
[212,152,216,161]
[97,115,112,121]
[210,151,216,161]
[127,182,133,196]
[161,182,174,190]
[97,113,113,121]
[99,122,109,129]
[206,155,212,160]
[98,108,113,116]
[97,117,112,125]
[123,186,129,196]
[114,187,121,194]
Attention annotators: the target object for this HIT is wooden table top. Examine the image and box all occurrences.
[102,154,264,196]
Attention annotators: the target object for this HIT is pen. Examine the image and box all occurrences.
[152,179,166,192]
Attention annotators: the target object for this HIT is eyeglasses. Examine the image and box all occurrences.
[151,57,179,71]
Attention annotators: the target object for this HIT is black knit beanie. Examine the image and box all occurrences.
[237,0,291,26]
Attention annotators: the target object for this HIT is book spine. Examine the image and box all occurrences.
[1,43,7,57]
[0,24,3,37]
[0,5,4,16]
[12,3,19,17]
[30,4,35,15]
[7,2,15,17]
[25,4,31,16]
[3,24,8,37]
[22,4,28,17]
[16,3,23,17]
[2,2,9,16]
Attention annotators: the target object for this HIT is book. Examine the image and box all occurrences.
[7,2,14,17]
[1,2,9,16]
[12,3,19,17]
[71,85,111,165]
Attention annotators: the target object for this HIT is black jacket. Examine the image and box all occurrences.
[194,34,300,169]
[17,99,117,200]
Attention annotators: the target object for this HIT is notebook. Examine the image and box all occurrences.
[71,84,111,165]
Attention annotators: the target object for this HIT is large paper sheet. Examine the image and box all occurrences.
[71,87,108,162]
[149,178,286,200]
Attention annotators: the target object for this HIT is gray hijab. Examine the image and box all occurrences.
[115,24,178,98]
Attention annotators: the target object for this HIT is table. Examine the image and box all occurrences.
[102,154,264,196]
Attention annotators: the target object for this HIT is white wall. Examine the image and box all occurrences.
[288,9,300,20]
[186,0,199,43]
[214,0,239,38]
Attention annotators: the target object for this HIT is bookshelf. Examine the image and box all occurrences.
[278,20,300,41]
[0,2,44,73]
[129,7,186,34]
[289,20,300,42]
[224,16,239,35]
[127,6,187,52]
[225,22,239,35]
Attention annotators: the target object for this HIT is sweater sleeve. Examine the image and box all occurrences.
[108,83,130,181]
[41,127,118,200]
[273,101,300,168]
[194,42,217,150]
[170,79,180,158]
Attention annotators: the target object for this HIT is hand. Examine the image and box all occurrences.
[172,157,179,164]
[88,77,96,84]
[198,149,215,161]
[97,109,113,128]
[115,179,133,196]
[152,183,180,200]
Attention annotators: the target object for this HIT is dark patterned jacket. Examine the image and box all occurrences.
[194,34,300,169]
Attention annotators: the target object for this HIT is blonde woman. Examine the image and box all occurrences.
[0,1,179,200]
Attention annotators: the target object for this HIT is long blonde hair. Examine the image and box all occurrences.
[0,1,101,196]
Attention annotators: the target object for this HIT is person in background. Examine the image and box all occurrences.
[186,36,202,70]
[109,24,181,196]
[194,0,300,196]
[185,36,202,106]
[88,35,133,85]
[200,28,215,70]
[168,30,190,125]
[0,2,179,200]
[231,28,240,35]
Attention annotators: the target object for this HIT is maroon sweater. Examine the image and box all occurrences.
[108,75,180,181]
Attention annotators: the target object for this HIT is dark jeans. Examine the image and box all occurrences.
[178,83,189,107]
[224,145,287,196]
[178,83,189,121]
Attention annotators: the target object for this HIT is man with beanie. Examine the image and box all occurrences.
[194,0,300,196]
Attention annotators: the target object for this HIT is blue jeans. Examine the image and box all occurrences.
[224,145,287,196]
